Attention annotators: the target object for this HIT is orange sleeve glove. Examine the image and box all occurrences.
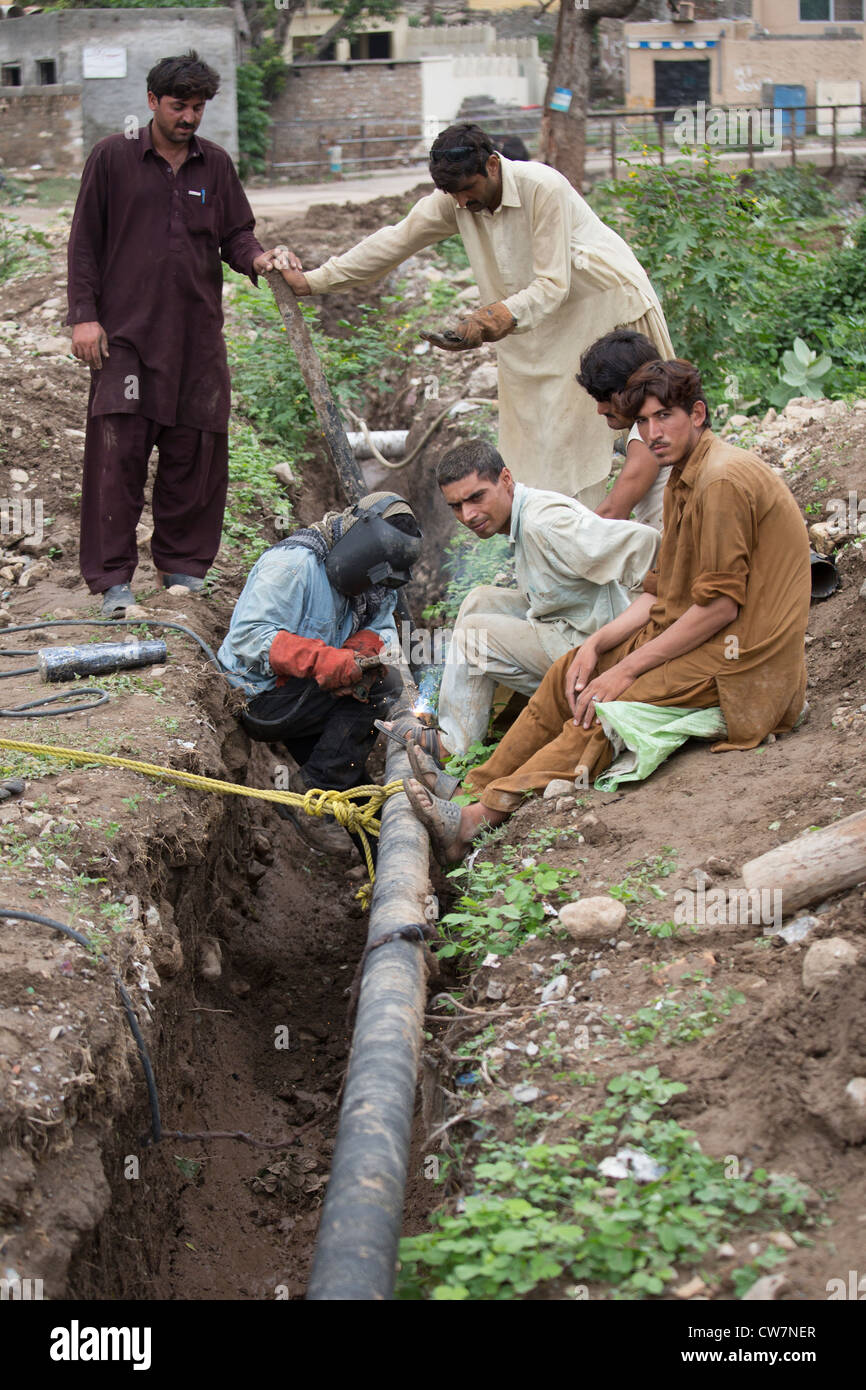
[269,631,361,691]
[341,629,385,658]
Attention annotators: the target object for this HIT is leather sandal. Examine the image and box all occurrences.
[407,743,461,801]
[404,778,466,866]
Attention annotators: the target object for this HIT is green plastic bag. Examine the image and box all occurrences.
[592,701,727,793]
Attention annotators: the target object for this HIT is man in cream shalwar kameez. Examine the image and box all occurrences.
[282,138,674,503]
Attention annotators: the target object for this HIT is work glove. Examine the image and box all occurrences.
[341,629,385,658]
[457,302,518,349]
[269,631,363,692]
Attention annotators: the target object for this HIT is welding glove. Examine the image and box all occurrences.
[341,630,385,658]
[341,631,388,702]
[457,302,517,349]
[269,630,363,692]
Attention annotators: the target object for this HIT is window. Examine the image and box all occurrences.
[367,32,391,60]
[37,59,57,85]
[1,65,22,87]
[800,0,863,18]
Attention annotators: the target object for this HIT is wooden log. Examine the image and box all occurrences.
[265,270,414,640]
[742,809,866,915]
[266,270,366,504]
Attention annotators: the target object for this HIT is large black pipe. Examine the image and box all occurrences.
[307,714,430,1300]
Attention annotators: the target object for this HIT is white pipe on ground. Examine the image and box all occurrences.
[346,430,409,460]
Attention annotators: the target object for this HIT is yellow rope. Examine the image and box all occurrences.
[0,737,404,907]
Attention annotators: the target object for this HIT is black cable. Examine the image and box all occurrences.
[0,908,161,1144]
[0,688,110,716]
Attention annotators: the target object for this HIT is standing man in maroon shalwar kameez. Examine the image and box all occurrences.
[66,50,296,616]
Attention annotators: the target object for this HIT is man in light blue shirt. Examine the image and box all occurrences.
[219,492,421,852]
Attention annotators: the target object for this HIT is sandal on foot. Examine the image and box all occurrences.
[404,777,466,866]
[407,743,461,801]
[388,716,444,762]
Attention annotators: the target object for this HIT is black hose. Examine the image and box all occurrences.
[0,688,110,716]
[0,908,161,1144]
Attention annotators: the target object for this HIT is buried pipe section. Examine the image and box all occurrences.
[307,702,431,1301]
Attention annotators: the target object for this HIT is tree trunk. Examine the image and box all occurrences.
[540,0,643,191]
[742,809,866,916]
[539,7,593,191]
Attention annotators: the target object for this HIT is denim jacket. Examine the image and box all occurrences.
[217,544,398,697]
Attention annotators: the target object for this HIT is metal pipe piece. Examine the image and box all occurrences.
[307,702,430,1301]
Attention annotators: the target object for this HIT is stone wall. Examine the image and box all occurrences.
[269,61,424,174]
[0,8,238,163]
[0,86,83,170]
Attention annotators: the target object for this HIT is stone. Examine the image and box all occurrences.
[554,796,575,813]
[512,1084,540,1103]
[762,408,777,426]
[802,937,858,991]
[486,979,504,1001]
[768,1231,797,1251]
[675,1276,707,1299]
[541,974,568,1002]
[19,561,49,587]
[32,335,71,356]
[615,940,632,951]
[809,521,843,555]
[590,967,610,981]
[272,462,295,487]
[543,779,574,800]
[144,905,161,930]
[454,283,480,304]
[558,896,628,941]
[197,937,222,981]
[578,811,609,844]
[716,1242,736,1259]
[839,1077,866,1143]
[728,414,750,428]
[9,468,29,484]
[0,609,11,629]
[657,951,716,985]
[18,534,52,556]
[771,914,819,945]
[741,1274,789,1301]
[465,360,498,396]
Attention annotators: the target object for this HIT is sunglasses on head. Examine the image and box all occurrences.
[431,145,478,162]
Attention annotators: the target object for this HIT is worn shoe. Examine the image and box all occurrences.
[163,573,205,592]
[101,583,136,617]
[276,770,352,856]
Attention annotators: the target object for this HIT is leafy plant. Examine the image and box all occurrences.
[769,336,833,408]
[437,844,579,963]
[613,986,746,1052]
[0,213,50,283]
[397,1068,811,1300]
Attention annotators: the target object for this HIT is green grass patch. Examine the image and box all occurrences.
[397,1068,811,1301]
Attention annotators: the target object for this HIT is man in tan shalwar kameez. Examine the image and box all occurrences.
[403,360,811,863]
[278,123,673,504]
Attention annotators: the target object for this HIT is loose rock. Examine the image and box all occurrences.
[802,937,858,991]
[559,896,628,941]
[543,779,574,800]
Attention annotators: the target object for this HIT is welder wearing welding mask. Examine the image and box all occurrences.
[218,492,422,853]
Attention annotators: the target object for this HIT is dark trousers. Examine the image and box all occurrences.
[241,666,402,791]
[81,406,229,593]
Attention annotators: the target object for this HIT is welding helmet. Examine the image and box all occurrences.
[325,493,422,597]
